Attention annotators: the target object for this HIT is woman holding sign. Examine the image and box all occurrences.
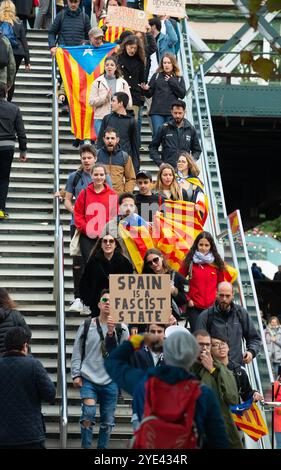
[80,233,133,317]
[142,248,188,320]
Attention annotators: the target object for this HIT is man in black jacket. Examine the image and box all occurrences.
[48,0,91,56]
[0,83,27,220]
[0,327,56,449]
[97,91,140,174]
[195,282,262,365]
[149,100,201,168]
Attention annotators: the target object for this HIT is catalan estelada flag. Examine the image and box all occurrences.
[119,214,154,273]
[230,398,268,441]
[153,200,204,272]
[56,43,117,141]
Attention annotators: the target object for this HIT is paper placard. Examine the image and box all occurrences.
[147,0,186,18]
[107,6,149,33]
[109,274,171,324]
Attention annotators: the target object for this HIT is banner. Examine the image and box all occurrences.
[56,43,117,141]
[153,200,204,272]
[147,0,186,18]
[110,274,171,324]
[230,399,268,441]
[107,6,149,32]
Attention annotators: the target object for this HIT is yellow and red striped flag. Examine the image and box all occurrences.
[99,18,126,43]
[229,210,240,235]
[119,214,154,273]
[230,399,268,441]
[56,43,117,141]
[153,200,204,272]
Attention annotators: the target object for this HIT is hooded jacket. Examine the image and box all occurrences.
[97,147,136,195]
[145,72,186,116]
[149,118,201,168]
[74,182,118,237]
[0,308,27,354]
[97,112,139,173]
[89,75,132,119]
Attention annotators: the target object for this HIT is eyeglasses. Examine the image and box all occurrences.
[198,342,211,349]
[102,238,115,245]
[211,343,227,349]
[147,256,160,266]
[100,297,110,303]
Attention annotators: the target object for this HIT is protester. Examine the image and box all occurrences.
[0,288,28,353]
[71,289,129,449]
[0,326,56,449]
[265,316,281,378]
[195,282,262,365]
[134,170,159,223]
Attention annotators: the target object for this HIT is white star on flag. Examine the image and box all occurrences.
[83,49,93,56]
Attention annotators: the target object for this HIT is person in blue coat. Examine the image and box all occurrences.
[105,328,229,448]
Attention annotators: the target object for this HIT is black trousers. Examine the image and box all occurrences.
[185,306,205,333]
[8,55,25,102]
[0,147,14,211]
[70,224,85,299]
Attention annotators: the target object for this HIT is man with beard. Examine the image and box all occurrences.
[195,282,261,365]
[97,128,136,195]
[149,100,201,168]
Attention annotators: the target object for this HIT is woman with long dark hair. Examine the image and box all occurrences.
[142,248,188,320]
[0,288,29,353]
[179,231,225,332]
[140,53,186,138]
[79,233,133,316]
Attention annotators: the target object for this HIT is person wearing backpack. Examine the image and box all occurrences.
[64,144,112,314]
[12,0,34,31]
[195,282,262,365]
[97,127,136,195]
[71,289,129,449]
[0,82,27,220]
[105,327,229,448]
[0,1,30,102]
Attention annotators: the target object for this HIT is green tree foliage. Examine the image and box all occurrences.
[259,216,281,241]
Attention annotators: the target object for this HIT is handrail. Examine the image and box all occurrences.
[51,1,68,449]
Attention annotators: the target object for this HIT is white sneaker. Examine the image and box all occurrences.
[80,304,91,316]
[69,298,84,312]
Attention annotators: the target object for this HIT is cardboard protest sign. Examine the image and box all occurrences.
[110,274,171,324]
[107,6,149,33]
[146,0,186,18]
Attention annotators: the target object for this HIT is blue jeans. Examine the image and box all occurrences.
[275,432,281,449]
[80,378,118,449]
[151,115,170,138]
[94,119,102,139]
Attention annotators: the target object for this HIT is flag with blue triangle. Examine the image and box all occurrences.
[56,43,117,141]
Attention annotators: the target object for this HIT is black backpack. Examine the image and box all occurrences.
[0,33,9,69]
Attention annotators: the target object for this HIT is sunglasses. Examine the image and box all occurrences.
[102,238,115,244]
[147,256,160,266]
[100,297,110,303]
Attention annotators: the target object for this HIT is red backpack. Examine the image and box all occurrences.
[131,376,201,449]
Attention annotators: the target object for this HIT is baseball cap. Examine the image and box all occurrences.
[90,27,104,38]
[136,170,153,181]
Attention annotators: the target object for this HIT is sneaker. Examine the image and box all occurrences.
[0,210,9,220]
[69,298,84,312]
[80,304,91,316]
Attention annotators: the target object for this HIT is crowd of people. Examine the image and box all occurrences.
[0,0,279,453]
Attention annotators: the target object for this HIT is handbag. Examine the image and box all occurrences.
[70,228,81,256]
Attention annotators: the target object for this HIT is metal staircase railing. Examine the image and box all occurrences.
[52,2,68,449]
[180,18,273,448]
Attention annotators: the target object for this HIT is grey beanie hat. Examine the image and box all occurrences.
[163,330,200,371]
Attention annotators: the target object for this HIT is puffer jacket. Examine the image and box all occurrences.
[48,7,91,48]
[89,74,132,119]
[0,308,28,354]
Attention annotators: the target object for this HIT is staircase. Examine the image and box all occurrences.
[1,29,141,449]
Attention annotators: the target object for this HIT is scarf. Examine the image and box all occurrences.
[193,250,214,265]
